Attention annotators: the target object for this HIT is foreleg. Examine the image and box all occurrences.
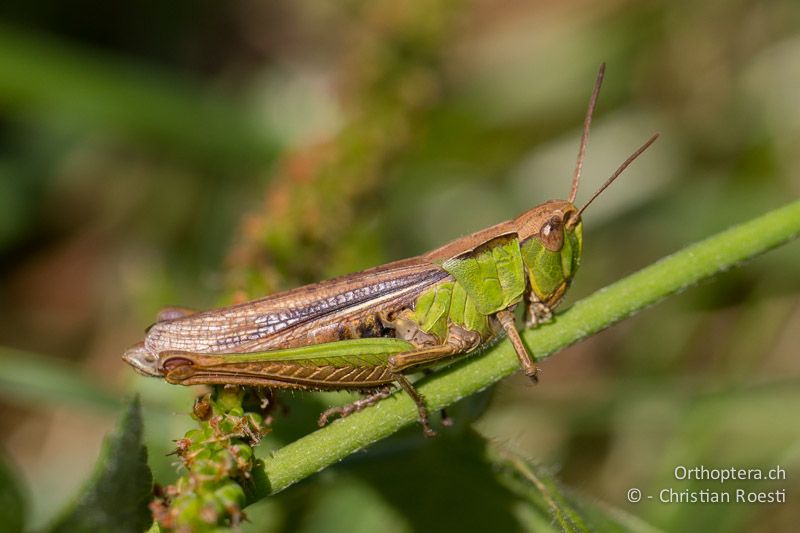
[496,309,539,382]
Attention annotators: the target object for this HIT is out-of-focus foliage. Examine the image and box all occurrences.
[50,398,152,533]
[0,450,26,533]
[0,0,798,531]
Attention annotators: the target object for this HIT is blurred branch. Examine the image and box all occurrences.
[0,24,278,168]
[227,1,462,295]
[247,198,800,500]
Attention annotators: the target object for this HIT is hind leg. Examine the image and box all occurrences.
[318,341,466,436]
[319,319,482,435]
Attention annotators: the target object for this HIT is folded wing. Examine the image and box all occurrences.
[144,257,450,356]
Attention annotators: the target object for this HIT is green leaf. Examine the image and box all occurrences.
[49,397,153,533]
[490,444,658,533]
[0,347,120,412]
[348,430,525,532]
[0,453,27,533]
[0,24,278,167]
[493,453,591,532]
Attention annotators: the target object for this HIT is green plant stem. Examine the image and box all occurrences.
[248,199,800,502]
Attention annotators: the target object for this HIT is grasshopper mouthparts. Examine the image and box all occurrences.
[123,342,162,377]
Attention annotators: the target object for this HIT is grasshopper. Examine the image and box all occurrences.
[123,64,658,436]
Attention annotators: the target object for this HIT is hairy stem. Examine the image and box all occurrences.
[249,199,800,501]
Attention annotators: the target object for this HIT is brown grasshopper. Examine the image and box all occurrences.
[123,64,658,435]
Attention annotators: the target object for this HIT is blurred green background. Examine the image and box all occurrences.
[1,1,799,531]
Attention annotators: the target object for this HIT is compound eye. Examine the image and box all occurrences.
[539,216,564,251]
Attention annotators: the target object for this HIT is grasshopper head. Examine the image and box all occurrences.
[512,64,658,309]
[516,201,583,307]
[123,342,162,377]
[513,127,658,309]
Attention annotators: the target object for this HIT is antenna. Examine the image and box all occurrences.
[576,133,660,219]
[569,63,606,204]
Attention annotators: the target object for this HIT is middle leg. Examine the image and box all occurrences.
[496,309,539,382]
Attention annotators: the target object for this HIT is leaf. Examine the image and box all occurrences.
[492,451,591,533]
[490,444,658,533]
[348,429,525,532]
[49,397,153,533]
[0,347,120,412]
[0,453,27,533]
[0,25,278,167]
